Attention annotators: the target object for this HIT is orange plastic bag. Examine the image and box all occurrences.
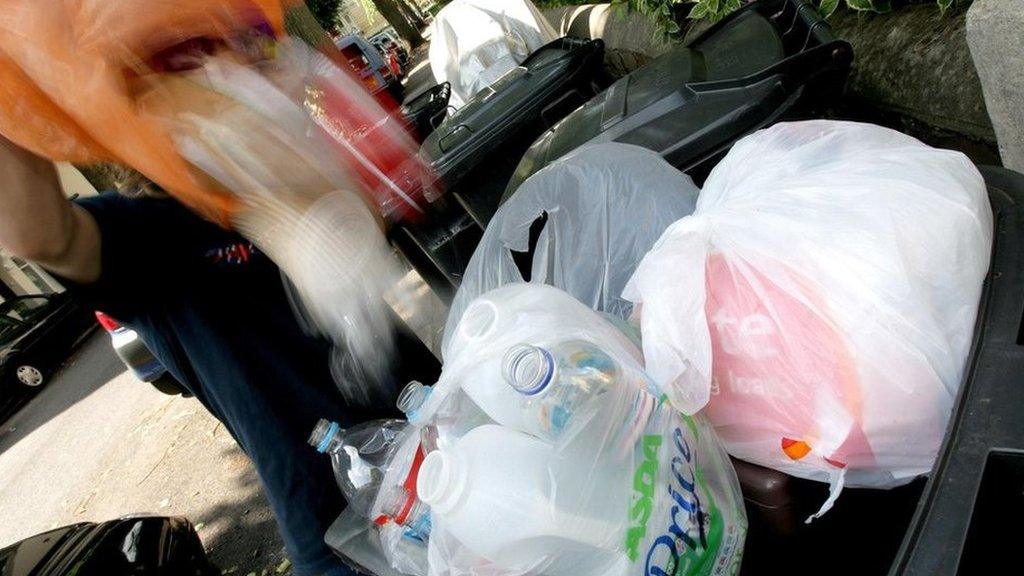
[0,0,291,225]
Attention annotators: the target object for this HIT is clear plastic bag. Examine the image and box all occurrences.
[311,418,432,576]
[443,143,700,357]
[418,283,747,576]
[624,121,993,514]
[428,0,558,109]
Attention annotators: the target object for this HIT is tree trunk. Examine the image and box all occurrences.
[372,0,424,47]
[397,0,426,28]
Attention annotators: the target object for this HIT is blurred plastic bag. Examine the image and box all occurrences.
[417,283,746,576]
[153,40,424,404]
[0,0,287,224]
[429,0,557,109]
[624,121,993,514]
[327,507,417,576]
[0,3,430,404]
[443,143,699,356]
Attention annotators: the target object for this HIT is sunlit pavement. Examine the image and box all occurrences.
[0,333,289,575]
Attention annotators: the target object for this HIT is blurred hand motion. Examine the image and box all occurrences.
[0,0,434,404]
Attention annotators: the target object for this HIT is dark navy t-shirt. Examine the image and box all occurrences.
[72,192,388,576]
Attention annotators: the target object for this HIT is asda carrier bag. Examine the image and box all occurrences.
[624,121,993,516]
[415,284,746,576]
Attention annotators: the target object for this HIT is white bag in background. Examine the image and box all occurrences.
[624,121,993,514]
[443,143,699,356]
[429,0,558,109]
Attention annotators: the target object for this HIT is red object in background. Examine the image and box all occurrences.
[387,51,403,78]
[302,31,430,224]
[312,70,430,224]
[94,311,121,332]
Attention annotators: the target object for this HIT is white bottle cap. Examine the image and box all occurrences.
[417,448,469,515]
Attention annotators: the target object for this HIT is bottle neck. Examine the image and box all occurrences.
[503,344,556,396]
[308,419,343,454]
[396,381,431,419]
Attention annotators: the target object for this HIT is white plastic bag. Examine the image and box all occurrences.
[443,143,700,357]
[624,121,993,512]
[419,284,747,576]
[429,0,558,109]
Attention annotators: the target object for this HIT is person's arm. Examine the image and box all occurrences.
[0,135,101,284]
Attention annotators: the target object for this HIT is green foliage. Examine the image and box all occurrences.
[685,0,742,23]
[305,0,343,32]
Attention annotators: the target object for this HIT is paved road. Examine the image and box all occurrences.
[0,333,290,575]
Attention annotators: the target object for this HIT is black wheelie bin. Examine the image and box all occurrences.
[391,36,606,302]
[400,82,452,142]
[396,0,853,304]
[503,0,853,199]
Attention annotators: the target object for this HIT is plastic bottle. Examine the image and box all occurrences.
[398,379,498,452]
[452,300,532,432]
[502,339,658,444]
[416,424,630,576]
[308,419,408,517]
[396,381,432,422]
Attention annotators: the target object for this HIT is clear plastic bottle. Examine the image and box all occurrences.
[308,418,411,518]
[396,380,432,422]
[502,340,632,441]
[397,380,496,452]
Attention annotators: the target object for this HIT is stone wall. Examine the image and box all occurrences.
[541,4,671,77]
[967,0,1024,172]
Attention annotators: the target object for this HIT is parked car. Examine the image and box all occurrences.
[0,516,217,576]
[369,27,411,67]
[370,33,410,76]
[95,311,187,396]
[335,34,404,103]
[0,293,95,390]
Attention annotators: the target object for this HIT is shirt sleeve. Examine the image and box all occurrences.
[65,192,189,323]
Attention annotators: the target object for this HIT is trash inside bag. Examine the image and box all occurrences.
[443,143,700,357]
[328,506,423,576]
[429,0,558,109]
[0,2,431,404]
[393,284,746,576]
[311,419,431,576]
[624,121,993,515]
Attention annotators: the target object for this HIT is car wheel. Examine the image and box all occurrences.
[14,364,45,388]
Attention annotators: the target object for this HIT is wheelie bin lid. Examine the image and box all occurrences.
[503,0,853,198]
[419,36,605,193]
